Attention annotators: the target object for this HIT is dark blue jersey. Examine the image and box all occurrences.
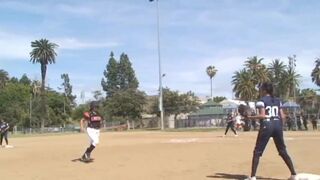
[256,96,282,121]
[0,122,9,132]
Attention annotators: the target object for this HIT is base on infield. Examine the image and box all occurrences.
[295,173,320,180]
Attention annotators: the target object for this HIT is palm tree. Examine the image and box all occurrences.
[206,66,217,100]
[245,56,270,85]
[30,39,58,93]
[283,55,301,100]
[268,59,287,98]
[0,69,9,89]
[30,39,58,129]
[232,68,257,101]
[311,58,320,86]
[298,89,317,111]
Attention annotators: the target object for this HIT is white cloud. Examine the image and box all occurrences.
[0,29,120,60]
[0,30,32,59]
[53,38,120,50]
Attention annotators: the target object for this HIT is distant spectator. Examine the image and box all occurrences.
[286,116,293,131]
[296,115,302,130]
[311,115,318,130]
[302,115,308,130]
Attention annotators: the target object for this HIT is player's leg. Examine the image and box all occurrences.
[224,123,230,135]
[4,131,8,145]
[250,121,272,178]
[0,133,3,146]
[82,128,99,160]
[82,128,94,160]
[230,122,238,135]
[272,123,296,176]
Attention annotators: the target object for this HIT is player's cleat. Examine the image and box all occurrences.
[81,153,90,161]
[235,134,239,137]
[288,175,297,180]
[244,177,256,180]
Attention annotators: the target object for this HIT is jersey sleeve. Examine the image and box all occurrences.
[279,100,283,109]
[256,100,265,108]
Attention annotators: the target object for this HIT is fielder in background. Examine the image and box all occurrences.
[0,119,10,147]
[80,101,103,161]
[242,83,297,180]
[224,113,238,137]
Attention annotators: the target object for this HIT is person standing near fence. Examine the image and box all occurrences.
[302,114,308,130]
[311,115,318,130]
[224,113,238,137]
[0,119,10,148]
[80,101,103,162]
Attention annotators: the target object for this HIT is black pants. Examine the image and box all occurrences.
[250,120,296,177]
[225,122,237,135]
[0,131,8,145]
[312,121,318,130]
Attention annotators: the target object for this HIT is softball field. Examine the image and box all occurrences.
[0,130,319,180]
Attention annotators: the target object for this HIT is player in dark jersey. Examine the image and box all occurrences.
[80,101,103,161]
[224,113,238,136]
[0,119,10,147]
[244,83,297,180]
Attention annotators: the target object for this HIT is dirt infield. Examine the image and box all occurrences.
[0,130,319,180]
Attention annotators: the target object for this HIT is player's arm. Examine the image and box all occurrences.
[248,107,266,120]
[4,123,9,131]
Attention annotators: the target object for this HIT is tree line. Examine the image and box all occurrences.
[231,56,320,115]
[0,39,200,130]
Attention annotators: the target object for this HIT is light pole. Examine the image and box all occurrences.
[289,55,297,130]
[150,0,164,130]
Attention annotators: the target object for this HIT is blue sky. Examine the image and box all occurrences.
[0,0,319,102]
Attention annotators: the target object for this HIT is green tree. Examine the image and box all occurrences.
[106,89,146,122]
[30,38,58,130]
[0,69,9,89]
[19,74,32,86]
[46,89,68,126]
[151,88,200,120]
[118,53,139,90]
[232,68,257,101]
[61,73,76,114]
[101,52,146,125]
[268,59,287,97]
[0,82,30,127]
[206,66,217,99]
[213,96,227,103]
[101,52,119,97]
[311,58,320,87]
[283,55,301,100]
[92,90,104,101]
[245,56,269,85]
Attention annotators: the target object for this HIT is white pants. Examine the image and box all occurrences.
[87,127,100,146]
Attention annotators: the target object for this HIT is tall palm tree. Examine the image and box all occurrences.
[282,55,301,100]
[0,69,9,89]
[206,66,217,100]
[245,56,270,85]
[311,58,320,86]
[298,89,317,111]
[232,68,257,101]
[268,59,287,98]
[30,39,58,93]
[30,39,58,129]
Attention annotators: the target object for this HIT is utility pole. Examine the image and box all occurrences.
[150,0,164,130]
